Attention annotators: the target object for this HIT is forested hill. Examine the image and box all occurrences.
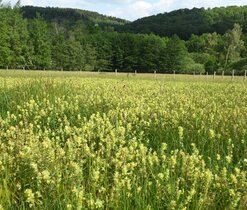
[120,6,247,39]
[1,4,247,74]
[21,5,247,39]
[21,6,128,29]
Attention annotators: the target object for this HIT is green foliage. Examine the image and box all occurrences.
[0,5,247,74]
[21,6,128,31]
[121,6,247,39]
[161,35,189,72]
[185,62,205,74]
[0,8,11,68]
[0,7,30,69]
[230,58,247,73]
[29,14,52,69]
[190,53,217,73]
[182,57,205,74]
[223,23,244,70]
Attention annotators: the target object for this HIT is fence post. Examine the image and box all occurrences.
[115,69,118,75]
[222,71,224,79]
[213,71,216,79]
[193,72,195,80]
[173,71,176,80]
[244,70,246,81]
[135,70,137,75]
[232,70,235,81]
[206,72,208,81]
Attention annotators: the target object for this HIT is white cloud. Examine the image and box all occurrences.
[22,0,34,5]
[150,0,178,14]
[89,0,136,4]
[109,1,152,20]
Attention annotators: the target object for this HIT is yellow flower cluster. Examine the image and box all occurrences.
[0,74,246,209]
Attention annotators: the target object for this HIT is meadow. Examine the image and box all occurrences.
[0,70,246,209]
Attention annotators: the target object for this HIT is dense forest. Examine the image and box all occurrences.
[0,2,247,74]
[22,6,128,30]
[122,6,247,39]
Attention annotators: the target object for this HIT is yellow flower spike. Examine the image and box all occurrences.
[226,155,232,164]
[95,199,104,209]
[161,143,167,152]
[216,154,221,160]
[66,204,72,210]
[24,189,35,208]
[39,170,51,184]
[169,200,177,210]
[178,126,184,140]
[209,129,215,139]
[157,173,164,180]
[234,167,240,175]
[92,170,100,182]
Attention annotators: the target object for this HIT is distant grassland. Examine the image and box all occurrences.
[0,69,246,82]
[0,70,246,209]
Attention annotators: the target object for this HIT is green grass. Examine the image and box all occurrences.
[0,69,246,82]
[0,70,246,209]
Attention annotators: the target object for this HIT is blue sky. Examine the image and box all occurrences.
[9,0,247,20]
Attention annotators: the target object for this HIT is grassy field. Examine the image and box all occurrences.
[0,70,246,209]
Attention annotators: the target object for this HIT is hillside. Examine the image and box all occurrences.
[21,6,128,29]
[1,4,247,73]
[120,6,247,39]
[21,5,247,39]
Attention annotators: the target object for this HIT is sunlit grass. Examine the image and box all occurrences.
[0,70,246,209]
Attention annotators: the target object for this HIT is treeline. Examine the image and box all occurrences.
[122,6,247,40]
[0,3,247,74]
[21,6,128,30]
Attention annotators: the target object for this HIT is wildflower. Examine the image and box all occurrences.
[216,154,221,160]
[87,198,94,208]
[161,143,167,152]
[70,162,81,176]
[95,199,104,209]
[230,174,237,184]
[244,159,247,165]
[16,182,22,190]
[92,170,100,181]
[158,173,164,180]
[137,187,142,193]
[146,205,152,210]
[58,148,65,157]
[30,162,38,173]
[169,200,177,209]
[66,204,72,210]
[40,170,51,184]
[234,167,240,175]
[226,155,232,164]
[229,189,235,197]
[205,170,213,183]
[178,126,184,140]
[209,129,215,139]
[24,189,35,208]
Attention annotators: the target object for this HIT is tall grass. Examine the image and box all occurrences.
[0,71,246,209]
